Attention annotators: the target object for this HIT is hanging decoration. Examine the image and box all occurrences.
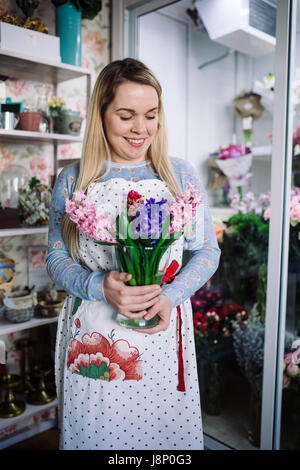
[233,89,264,147]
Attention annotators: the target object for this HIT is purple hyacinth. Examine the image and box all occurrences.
[133,197,168,243]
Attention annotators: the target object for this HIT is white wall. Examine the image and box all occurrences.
[138,12,188,159]
[137,1,277,202]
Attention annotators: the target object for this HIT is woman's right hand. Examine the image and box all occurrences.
[103,270,162,320]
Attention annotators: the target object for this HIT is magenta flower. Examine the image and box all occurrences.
[218,144,251,160]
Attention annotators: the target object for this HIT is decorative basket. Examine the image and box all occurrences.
[3,290,37,323]
[38,297,65,318]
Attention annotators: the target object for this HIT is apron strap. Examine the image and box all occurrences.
[161,260,186,392]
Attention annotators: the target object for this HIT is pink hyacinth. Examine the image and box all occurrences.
[65,190,116,243]
[168,182,202,234]
[290,194,300,223]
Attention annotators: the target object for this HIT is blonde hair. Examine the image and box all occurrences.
[63,58,181,259]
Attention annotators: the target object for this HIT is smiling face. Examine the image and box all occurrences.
[103,81,159,164]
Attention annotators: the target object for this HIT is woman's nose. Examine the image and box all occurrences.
[131,116,146,133]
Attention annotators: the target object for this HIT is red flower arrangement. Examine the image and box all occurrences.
[191,288,249,346]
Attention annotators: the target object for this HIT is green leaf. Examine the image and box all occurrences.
[72,297,82,316]
[78,362,110,380]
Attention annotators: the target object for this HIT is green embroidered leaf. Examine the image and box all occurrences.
[72,297,82,316]
[78,362,110,381]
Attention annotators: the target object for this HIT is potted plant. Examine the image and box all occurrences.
[51,0,102,66]
[48,95,83,136]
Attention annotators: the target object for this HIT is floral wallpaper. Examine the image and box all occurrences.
[0,0,111,376]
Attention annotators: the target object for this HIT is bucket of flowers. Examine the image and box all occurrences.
[281,340,300,450]
[191,287,249,415]
[65,183,202,329]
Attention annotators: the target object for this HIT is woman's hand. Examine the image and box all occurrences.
[103,270,162,320]
[135,294,172,335]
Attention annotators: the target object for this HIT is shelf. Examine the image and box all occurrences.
[0,417,57,449]
[0,399,58,432]
[211,206,234,222]
[0,226,49,237]
[252,146,272,161]
[0,48,92,84]
[0,315,58,336]
[0,129,83,144]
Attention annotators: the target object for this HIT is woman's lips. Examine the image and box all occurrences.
[124,137,146,148]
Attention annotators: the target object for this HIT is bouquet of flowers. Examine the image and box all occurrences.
[210,144,252,198]
[18,176,52,226]
[65,184,202,328]
[254,73,300,113]
[253,73,275,113]
[264,187,300,262]
[216,191,269,309]
[193,301,249,349]
[191,287,249,350]
[283,340,300,390]
[232,304,265,395]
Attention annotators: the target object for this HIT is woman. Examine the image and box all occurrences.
[46,58,221,450]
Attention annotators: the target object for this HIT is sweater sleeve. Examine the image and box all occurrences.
[160,159,221,308]
[46,164,107,302]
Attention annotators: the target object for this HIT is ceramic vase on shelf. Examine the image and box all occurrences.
[56,1,82,66]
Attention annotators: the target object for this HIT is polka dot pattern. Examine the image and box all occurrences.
[55,177,203,450]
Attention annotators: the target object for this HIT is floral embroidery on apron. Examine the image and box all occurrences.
[67,321,143,382]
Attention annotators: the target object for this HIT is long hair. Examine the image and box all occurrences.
[63,58,181,259]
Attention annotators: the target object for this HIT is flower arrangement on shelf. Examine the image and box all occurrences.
[48,96,83,136]
[18,176,52,226]
[254,72,300,113]
[253,73,275,113]
[48,96,66,117]
[283,340,300,390]
[66,185,203,328]
[233,89,264,147]
[209,144,253,199]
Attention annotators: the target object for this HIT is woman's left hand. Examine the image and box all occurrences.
[134,294,172,334]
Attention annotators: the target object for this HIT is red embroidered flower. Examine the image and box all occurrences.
[74,318,81,329]
[67,332,142,381]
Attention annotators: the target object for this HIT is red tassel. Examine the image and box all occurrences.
[176,305,186,392]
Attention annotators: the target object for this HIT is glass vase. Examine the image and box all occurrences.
[114,244,171,329]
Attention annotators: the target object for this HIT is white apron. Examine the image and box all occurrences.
[55,177,203,450]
